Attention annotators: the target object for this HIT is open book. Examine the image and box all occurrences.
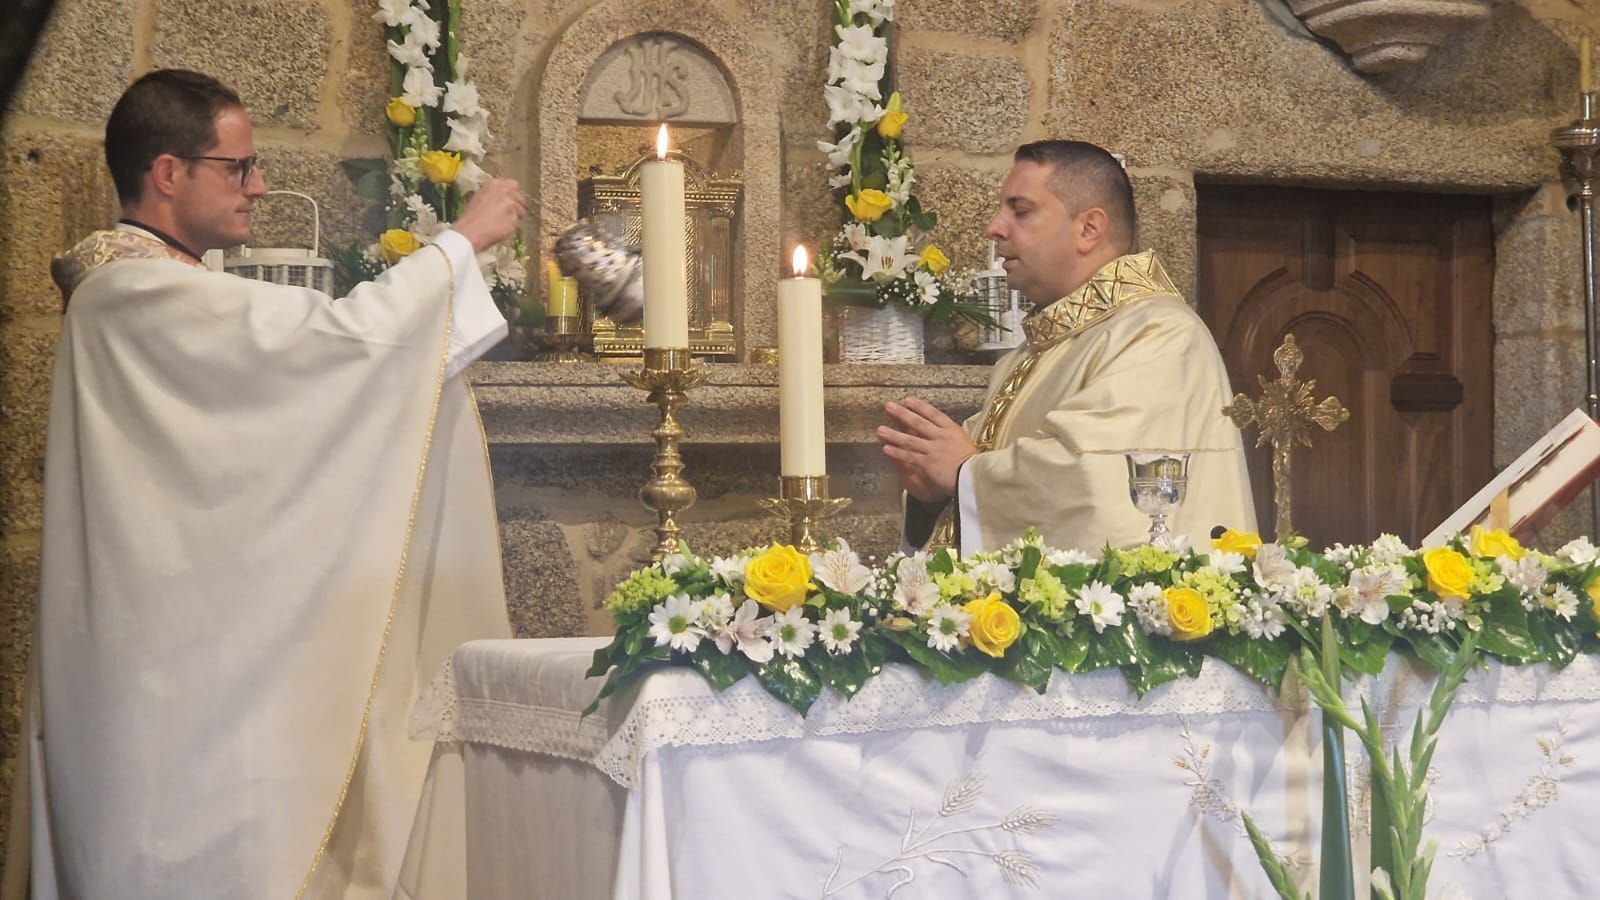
[1422,408,1600,547]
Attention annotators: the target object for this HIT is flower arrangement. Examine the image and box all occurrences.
[587,526,1600,715]
[330,0,527,317]
[814,0,990,327]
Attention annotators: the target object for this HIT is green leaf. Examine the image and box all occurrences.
[1338,619,1394,677]
[994,626,1054,693]
[755,657,823,715]
[809,645,878,699]
[623,624,647,659]
[1082,621,1140,671]
[1017,545,1042,583]
[1123,631,1203,696]
[1209,632,1291,690]
[912,210,937,232]
[1054,625,1091,673]
[340,158,391,202]
[1476,600,1541,664]
[1529,611,1581,668]
[585,635,626,678]
[1401,631,1459,674]
[879,629,989,685]
[928,549,957,576]
[690,644,750,692]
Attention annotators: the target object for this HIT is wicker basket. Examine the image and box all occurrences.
[838,304,924,364]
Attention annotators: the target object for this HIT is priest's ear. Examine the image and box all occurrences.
[1073,205,1112,255]
[144,153,187,201]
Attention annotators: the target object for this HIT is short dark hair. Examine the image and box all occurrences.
[1013,140,1137,252]
[105,69,243,204]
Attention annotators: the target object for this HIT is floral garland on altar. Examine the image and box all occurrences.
[814,0,990,327]
[587,526,1600,715]
[330,0,527,316]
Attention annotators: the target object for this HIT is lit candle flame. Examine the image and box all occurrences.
[656,123,669,159]
[792,245,809,277]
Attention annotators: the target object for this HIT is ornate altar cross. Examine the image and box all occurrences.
[1222,333,1350,540]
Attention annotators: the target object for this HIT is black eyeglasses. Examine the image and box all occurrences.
[173,154,259,187]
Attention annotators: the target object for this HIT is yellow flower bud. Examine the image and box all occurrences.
[379,228,422,263]
[845,188,894,223]
[962,592,1022,658]
[1468,525,1524,561]
[919,245,950,276]
[1164,587,1213,641]
[1422,546,1473,599]
[1211,529,1263,559]
[385,97,417,128]
[419,150,463,185]
[877,91,907,139]
[743,544,814,613]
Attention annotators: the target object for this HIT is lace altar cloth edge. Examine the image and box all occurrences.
[407,638,1600,790]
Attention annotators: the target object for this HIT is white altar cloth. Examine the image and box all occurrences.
[401,637,1600,899]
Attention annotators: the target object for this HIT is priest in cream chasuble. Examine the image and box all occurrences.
[23,69,522,900]
[884,141,1255,555]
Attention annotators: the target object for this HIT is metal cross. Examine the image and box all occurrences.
[1222,333,1350,540]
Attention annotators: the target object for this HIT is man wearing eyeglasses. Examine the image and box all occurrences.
[26,69,524,900]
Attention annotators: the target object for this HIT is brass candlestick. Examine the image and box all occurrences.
[1553,89,1600,538]
[759,475,852,554]
[532,314,588,362]
[621,347,708,559]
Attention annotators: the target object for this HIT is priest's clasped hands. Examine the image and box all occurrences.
[878,396,979,504]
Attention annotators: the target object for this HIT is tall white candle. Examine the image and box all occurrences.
[778,245,826,476]
[640,124,689,349]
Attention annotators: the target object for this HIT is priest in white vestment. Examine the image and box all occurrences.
[22,69,522,899]
[880,141,1255,555]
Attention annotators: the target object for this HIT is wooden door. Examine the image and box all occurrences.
[1196,184,1495,548]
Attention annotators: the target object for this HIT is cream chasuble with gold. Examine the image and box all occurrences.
[910,252,1256,554]
[28,226,511,900]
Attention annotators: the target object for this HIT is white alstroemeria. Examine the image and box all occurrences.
[1557,536,1599,566]
[1502,554,1549,602]
[647,593,705,653]
[1252,543,1297,588]
[1347,564,1405,625]
[834,24,888,64]
[1045,547,1096,567]
[1205,550,1247,577]
[400,65,443,107]
[769,607,817,659]
[1127,582,1170,636]
[811,539,874,595]
[824,83,876,126]
[819,607,863,654]
[848,0,896,25]
[713,599,775,663]
[710,554,748,587]
[1368,533,1412,566]
[1075,580,1126,633]
[925,603,971,653]
[968,560,1016,595]
[840,233,915,283]
[443,80,482,118]
[893,554,940,616]
[444,116,489,158]
[1544,583,1579,621]
[454,157,489,193]
[698,592,735,629]
[817,128,861,169]
[373,0,419,27]
[404,13,441,52]
[840,222,870,251]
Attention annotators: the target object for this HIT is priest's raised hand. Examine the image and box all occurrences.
[453,176,528,251]
[878,395,979,504]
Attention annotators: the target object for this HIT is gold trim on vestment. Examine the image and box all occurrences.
[972,251,1178,453]
[297,242,456,899]
[51,229,204,303]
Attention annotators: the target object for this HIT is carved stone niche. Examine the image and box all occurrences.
[1288,0,1496,74]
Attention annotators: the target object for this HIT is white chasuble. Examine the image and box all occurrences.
[913,252,1257,555]
[29,227,511,899]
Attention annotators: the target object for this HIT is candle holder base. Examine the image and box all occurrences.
[620,347,708,560]
[759,475,852,555]
[533,315,590,363]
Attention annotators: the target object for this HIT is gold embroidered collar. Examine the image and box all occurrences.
[1021,251,1177,351]
[52,226,205,304]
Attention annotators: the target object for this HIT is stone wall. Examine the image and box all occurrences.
[4,0,1600,873]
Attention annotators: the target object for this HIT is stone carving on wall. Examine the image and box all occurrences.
[579,33,736,124]
[1286,0,1496,74]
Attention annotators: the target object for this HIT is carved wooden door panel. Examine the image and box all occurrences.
[1196,185,1495,548]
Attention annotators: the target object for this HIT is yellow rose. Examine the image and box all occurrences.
[919,245,950,276]
[385,97,417,127]
[379,228,422,263]
[1164,587,1213,642]
[962,592,1022,658]
[744,544,814,613]
[1422,546,1473,599]
[1586,575,1600,611]
[876,91,907,139]
[419,150,463,185]
[1211,529,1262,559]
[845,189,894,223]
[1468,525,1524,561]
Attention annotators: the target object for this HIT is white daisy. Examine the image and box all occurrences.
[1075,580,1126,633]
[714,599,775,663]
[1045,547,1096,567]
[925,604,972,653]
[811,539,874,595]
[1204,550,1247,577]
[698,592,734,629]
[710,554,747,588]
[769,607,817,659]
[819,608,863,654]
[1127,583,1170,636]
[647,593,705,653]
[1558,536,1599,566]
[1545,583,1580,621]
[969,560,1017,594]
